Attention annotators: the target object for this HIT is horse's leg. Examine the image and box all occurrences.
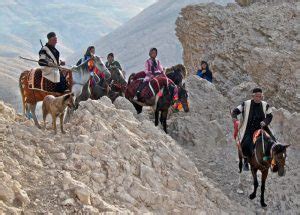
[155,110,159,126]
[25,103,31,119]
[29,103,41,129]
[161,110,168,133]
[249,167,258,200]
[260,169,268,207]
[133,102,143,114]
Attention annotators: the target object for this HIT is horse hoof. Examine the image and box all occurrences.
[249,193,256,200]
[261,201,267,207]
[243,163,249,171]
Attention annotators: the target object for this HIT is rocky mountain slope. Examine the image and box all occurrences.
[68,0,234,73]
[176,0,300,112]
[0,97,245,214]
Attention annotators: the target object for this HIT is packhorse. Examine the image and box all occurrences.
[125,64,189,133]
[19,56,110,128]
[237,129,290,207]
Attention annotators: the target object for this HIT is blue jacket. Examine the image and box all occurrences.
[197,69,213,83]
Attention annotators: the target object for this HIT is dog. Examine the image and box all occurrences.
[42,93,75,134]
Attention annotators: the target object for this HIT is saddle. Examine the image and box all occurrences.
[131,78,162,100]
[28,68,71,93]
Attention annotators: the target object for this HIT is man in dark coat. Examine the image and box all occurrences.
[232,88,275,170]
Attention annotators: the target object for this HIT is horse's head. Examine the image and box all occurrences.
[93,56,111,80]
[166,64,187,86]
[271,143,290,177]
[177,83,189,112]
[110,67,127,85]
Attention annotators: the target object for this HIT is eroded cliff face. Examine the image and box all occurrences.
[176,1,300,111]
[174,1,299,213]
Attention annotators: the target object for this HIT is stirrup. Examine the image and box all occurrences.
[263,156,271,161]
[25,112,33,120]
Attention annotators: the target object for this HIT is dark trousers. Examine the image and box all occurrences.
[241,132,255,158]
[55,74,68,93]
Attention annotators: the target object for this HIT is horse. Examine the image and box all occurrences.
[237,129,290,207]
[155,82,189,133]
[90,67,127,102]
[165,64,188,86]
[19,56,110,128]
[126,67,189,133]
[165,64,189,112]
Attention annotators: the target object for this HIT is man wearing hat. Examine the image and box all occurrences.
[231,88,275,171]
[38,32,66,91]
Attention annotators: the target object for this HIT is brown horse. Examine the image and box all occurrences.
[19,56,110,128]
[19,68,72,128]
[237,129,290,207]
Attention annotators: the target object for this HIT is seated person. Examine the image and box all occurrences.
[197,61,213,83]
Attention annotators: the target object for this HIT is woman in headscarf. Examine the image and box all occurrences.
[76,46,95,66]
[197,61,213,83]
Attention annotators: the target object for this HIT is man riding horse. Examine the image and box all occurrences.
[38,32,68,93]
[231,88,275,171]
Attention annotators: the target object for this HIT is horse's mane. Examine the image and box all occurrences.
[165,64,187,78]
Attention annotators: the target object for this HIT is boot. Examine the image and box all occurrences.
[243,158,249,171]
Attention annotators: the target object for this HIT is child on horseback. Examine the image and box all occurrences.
[134,47,164,100]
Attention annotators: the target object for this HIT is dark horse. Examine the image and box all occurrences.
[237,129,290,207]
[125,64,189,133]
[155,82,189,133]
[89,67,127,102]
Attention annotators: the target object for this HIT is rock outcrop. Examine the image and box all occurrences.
[0,98,244,214]
[174,1,299,213]
[168,76,300,214]
[176,1,300,111]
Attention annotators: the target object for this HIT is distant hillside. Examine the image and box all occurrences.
[0,0,156,111]
[69,0,233,74]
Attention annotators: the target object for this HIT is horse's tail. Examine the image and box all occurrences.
[19,71,28,116]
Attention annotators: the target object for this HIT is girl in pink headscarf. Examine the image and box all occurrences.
[135,48,164,99]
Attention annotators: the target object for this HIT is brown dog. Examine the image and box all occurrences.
[42,93,75,134]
